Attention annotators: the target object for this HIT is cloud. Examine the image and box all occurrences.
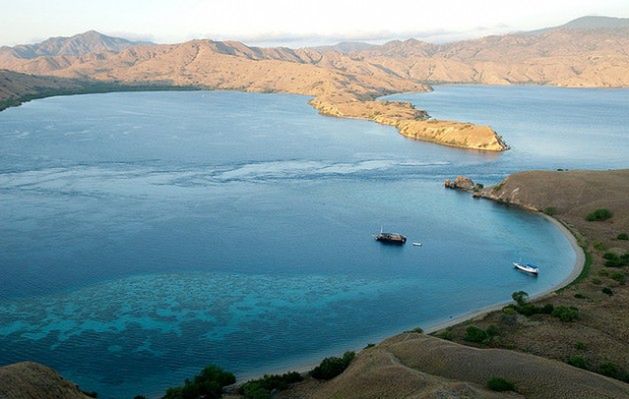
[189,25,515,48]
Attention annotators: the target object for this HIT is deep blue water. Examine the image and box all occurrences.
[0,86,627,398]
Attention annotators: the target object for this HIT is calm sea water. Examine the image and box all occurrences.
[0,86,627,398]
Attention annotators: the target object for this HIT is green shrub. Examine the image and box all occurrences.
[604,253,629,268]
[598,362,629,382]
[464,326,489,343]
[310,352,355,380]
[511,291,529,306]
[602,287,614,296]
[543,207,557,216]
[568,355,588,369]
[586,209,613,221]
[593,242,606,251]
[163,365,235,399]
[436,327,454,341]
[486,324,501,337]
[574,293,587,299]
[575,342,587,350]
[487,377,516,392]
[617,233,629,240]
[240,372,303,399]
[610,272,626,284]
[502,305,516,315]
[406,327,424,334]
[552,306,579,322]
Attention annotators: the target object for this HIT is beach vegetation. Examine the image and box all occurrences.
[543,207,557,216]
[240,372,303,399]
[464,325,489,343]
[567,355,589,369]
[593,241,606,251]
[435,327,454,341]
[575,341,587,350]
[487,377,516,392]
[405,326,424,334]
[310,351,355,380]
[586,208,613,221]
[617,233,629,240]
[511,291,528,306]
[574,293,586,299]
[602,287,614,296]
[364,343,375,349]
[163,364,235,399]
[552,306,579,322]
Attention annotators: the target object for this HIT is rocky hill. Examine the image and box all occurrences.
[0,362,92,399]
[0,30,146,59]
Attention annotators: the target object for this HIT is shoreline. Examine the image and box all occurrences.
[234,211,586,384]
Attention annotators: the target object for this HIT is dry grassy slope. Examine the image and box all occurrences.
[279,334,629,399]
[0,70,87,107]
[0,362,91,399]
[480,170,629,239]
[349,28,629,87]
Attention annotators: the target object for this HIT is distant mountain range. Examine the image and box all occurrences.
[0,15,627,149]
[1,15,627,92]
[0,31,146,59]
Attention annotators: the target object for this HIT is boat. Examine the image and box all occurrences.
[374,227,407,245]
[412,242,422,247]
[513,262,539,275]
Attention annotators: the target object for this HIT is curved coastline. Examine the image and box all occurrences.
[235,211,585,383]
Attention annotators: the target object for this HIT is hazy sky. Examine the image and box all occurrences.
[0,0,627,47]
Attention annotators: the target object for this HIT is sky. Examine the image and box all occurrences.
[0,0,627,47]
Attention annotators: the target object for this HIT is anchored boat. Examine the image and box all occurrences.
[374,227,407,245]
[513,262,539,275]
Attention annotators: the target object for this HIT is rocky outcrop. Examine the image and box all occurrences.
[445,176,484,191]
[0,362,92,399]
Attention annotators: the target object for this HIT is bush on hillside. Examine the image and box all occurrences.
[585,208,613,221]
[310,352,355,380]
[464,326,489,343]
[568,355,589,369]
[617,233,629,240]
[552,306,579,322]
[163,365,235,399]
[240,372,303,399]
[487,377,516,392]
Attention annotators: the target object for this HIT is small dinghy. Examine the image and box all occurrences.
[412,242,422,247]
[513,262,539,276]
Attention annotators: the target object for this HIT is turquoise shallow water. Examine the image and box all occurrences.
[0,87,627,398]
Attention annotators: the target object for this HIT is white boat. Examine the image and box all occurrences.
[412,242,422,247]
[513,262,539,275]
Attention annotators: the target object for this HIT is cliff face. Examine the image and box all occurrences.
[0,362,91,399]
